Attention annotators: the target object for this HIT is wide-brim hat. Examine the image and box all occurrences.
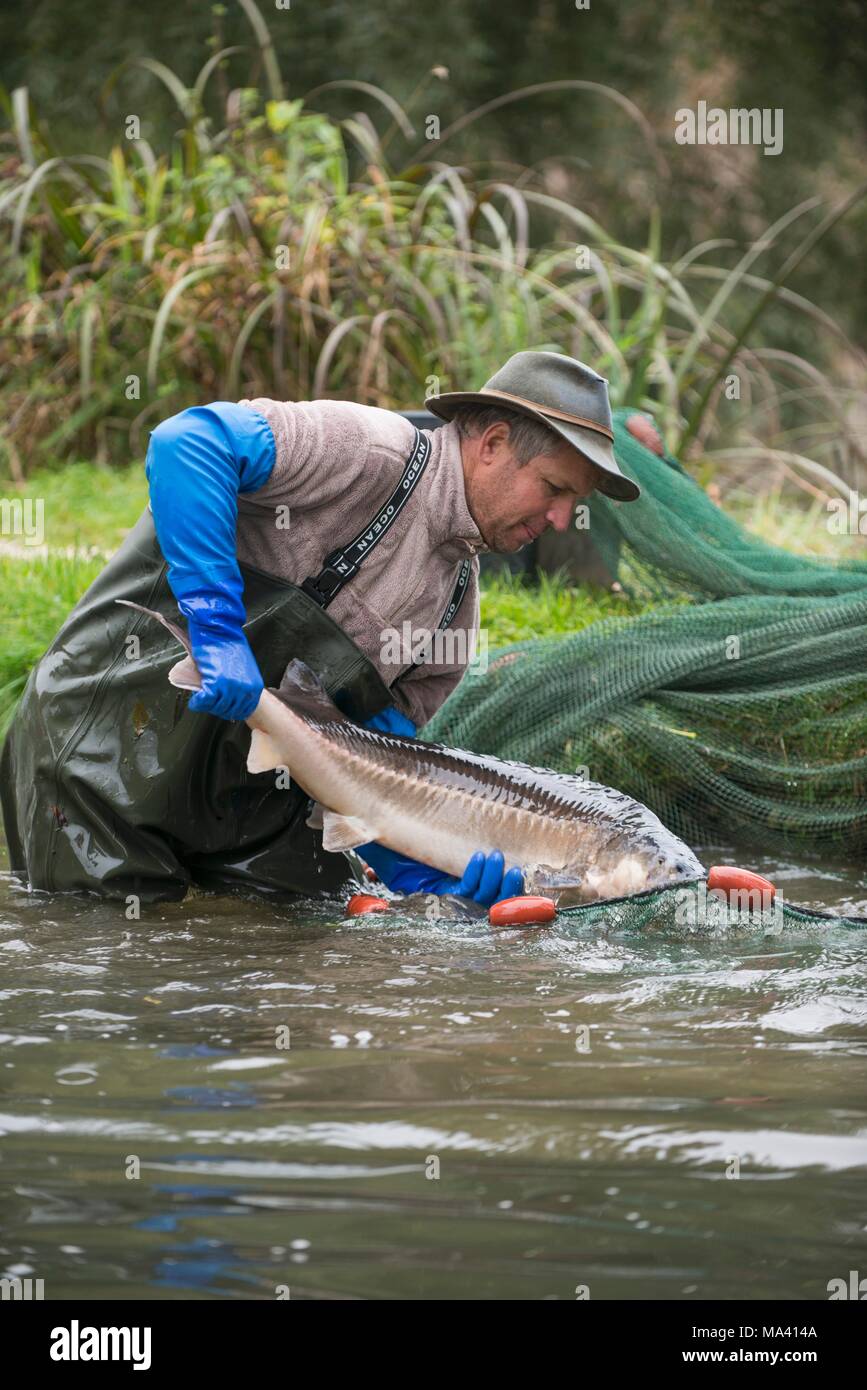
[425,350,640,502]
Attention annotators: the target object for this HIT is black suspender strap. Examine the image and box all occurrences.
[409,555,473,668]
[439,557,472,632]
[300,426,431,609]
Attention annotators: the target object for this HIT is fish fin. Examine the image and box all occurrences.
[275,659,347,722]
[522,863,582,904]
[305,800,326,831]
[524,862,576,890]
[320,810,377,852]
[116,599,192,655]
[168,655,202,691]
[247,729,286,774]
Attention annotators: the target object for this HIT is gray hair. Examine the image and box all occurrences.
[450,404,561,466]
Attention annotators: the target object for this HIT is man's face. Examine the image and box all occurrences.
[462,421,606,553]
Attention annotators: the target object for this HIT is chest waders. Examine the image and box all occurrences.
[0,429,471,903]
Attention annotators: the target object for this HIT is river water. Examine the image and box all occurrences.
[1,836,865,1301]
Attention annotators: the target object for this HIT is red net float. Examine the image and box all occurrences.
[364,865,379,882]
[707,866,776,903]
[489,895,557,927]
[346,893,391,916]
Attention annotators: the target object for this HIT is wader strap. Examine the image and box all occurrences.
[439,557,472,631]
[409,556,473,668]
[300,427,431,608]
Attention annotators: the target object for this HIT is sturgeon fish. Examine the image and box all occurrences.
[121,602,705,905]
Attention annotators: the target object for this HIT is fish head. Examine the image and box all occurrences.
[532,831,704,905]
[630,832,703,883]
[586,831,704,900]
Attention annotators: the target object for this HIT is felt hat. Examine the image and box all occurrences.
[425,351,640,501]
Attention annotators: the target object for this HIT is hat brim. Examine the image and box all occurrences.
[425,390,641,502]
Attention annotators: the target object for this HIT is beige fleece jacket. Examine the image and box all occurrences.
[235,398,487,728]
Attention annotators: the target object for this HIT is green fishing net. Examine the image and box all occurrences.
[556,882,867,933]
[424,408,867,858]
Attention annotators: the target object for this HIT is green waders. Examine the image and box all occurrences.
[0,510,397,903]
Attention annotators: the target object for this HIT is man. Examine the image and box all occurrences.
[1,351,640,906]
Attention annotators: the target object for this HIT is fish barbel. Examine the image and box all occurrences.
[120,602,705,905]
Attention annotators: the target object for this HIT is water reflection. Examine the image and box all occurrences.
[0,838,865,1299]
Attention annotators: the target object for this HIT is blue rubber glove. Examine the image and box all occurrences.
[145,402,276,720]
[363,705,417,738]
[358,844,524,906]
[443,850,524,905]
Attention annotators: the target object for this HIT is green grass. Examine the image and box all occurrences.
[5,461,148,551]
[0,460,147,731]
[726,487,864,560]
[0,551,105,734]
[481,571,647,649]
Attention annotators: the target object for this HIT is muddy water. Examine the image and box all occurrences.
[1,838,865,1301]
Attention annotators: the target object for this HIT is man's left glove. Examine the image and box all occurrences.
[363,705,417,738]
[358,844,524,906]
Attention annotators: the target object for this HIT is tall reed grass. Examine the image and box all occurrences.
[1,0,865,503]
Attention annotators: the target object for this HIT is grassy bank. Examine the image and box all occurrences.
[0,467,646,735]
[0,460,647,735]
[2,456,861,737]
[0,553,647,738]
